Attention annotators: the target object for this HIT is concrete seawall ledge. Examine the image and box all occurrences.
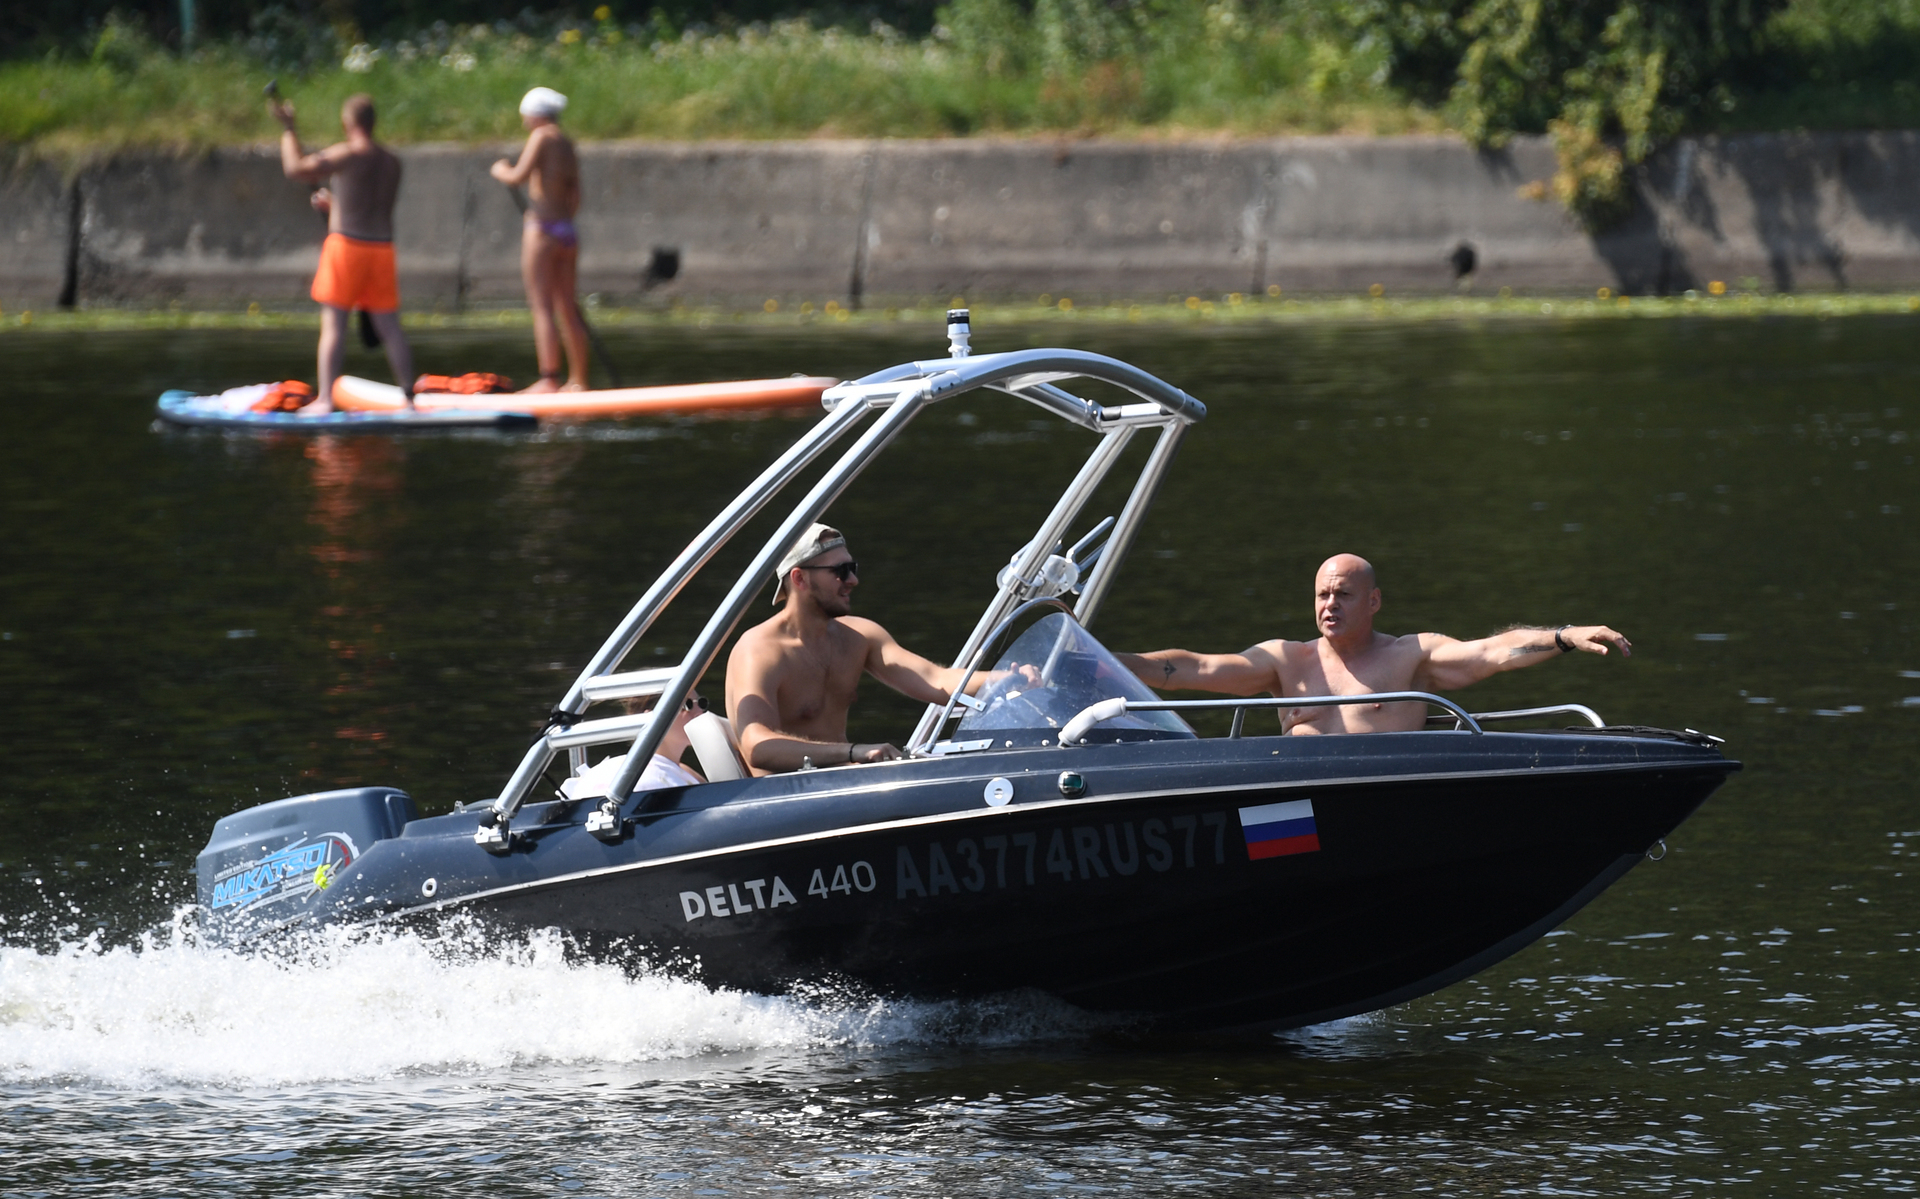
[6,132,1920,310]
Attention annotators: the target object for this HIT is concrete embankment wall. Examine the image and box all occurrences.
[6,132,1920,310]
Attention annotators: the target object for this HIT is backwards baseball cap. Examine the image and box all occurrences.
[771,522,846,605]
[519,86,568,118]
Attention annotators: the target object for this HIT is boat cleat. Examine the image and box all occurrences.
[584,799,626,843]
[473,808,515,854]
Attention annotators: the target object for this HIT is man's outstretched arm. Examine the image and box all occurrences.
[270,100,338,183]
[851,617,979,704]
[1416,624,1631,692]
[1115,645,1281,695]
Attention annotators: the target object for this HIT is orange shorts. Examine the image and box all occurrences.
[310,233,399,313]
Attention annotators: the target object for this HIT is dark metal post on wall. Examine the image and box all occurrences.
[57,177,82,310]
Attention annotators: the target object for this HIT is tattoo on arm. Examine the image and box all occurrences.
[1508,644,1558,658]
[1162,661,1176,681]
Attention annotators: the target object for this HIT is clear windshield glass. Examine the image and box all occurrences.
[955,612,1194,740]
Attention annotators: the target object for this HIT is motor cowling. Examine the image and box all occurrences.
[196,787,416,931]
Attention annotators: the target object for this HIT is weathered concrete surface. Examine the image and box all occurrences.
[0,157,72,307]
[76,152,326,304]
[861,136,1607,297]
[7,132,1920,310]
[1625,133,1920,292]
[573,142,872,299]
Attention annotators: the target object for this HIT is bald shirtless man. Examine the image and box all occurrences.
[490,86,591,393]
[1117,553,1631,734]
[271,92,414,410]
[726,524,996,775]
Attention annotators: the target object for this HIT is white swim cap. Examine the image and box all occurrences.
[519,87,568,118]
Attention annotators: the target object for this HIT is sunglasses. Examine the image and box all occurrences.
[798,560,859,582]
[684,695,709,712]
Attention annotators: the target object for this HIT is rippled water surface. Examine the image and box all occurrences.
[2,314,1918,1194]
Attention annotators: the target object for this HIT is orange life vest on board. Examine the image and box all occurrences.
[413,373,515,395]
[249,380,315,412]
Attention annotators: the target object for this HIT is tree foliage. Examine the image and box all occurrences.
[1363,0,1788,225]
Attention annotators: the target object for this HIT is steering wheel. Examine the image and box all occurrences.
[960,663,1060,730]
[984,687,1056,728]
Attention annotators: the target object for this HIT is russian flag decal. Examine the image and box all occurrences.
[1238,799,1320,859]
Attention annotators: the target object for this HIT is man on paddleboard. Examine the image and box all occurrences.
[1117,552,1630,734]
[490,87,591,394]
[271,92,415,411]
[726,525,1015,775]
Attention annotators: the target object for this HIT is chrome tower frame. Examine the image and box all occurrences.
[482,327,1208,828]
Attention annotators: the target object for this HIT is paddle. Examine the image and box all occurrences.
[505,186,623,389]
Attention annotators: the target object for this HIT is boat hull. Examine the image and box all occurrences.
[246,729,1734,1031]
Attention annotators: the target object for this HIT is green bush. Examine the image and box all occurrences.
[1353,0,1786,227]
[1,1,1423,151]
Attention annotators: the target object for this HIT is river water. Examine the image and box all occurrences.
[1,313,1916,1194]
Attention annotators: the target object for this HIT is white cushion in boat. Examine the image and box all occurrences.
[560,752,703,800]
[686,712,748,782]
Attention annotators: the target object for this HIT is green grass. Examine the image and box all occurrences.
[0,13,1434,157]
[7,289,1919,336]
[7,0,1920,157]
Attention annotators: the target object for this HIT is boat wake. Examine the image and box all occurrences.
[0,912,1108,1089]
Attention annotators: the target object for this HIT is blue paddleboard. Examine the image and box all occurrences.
[157,386,537,431]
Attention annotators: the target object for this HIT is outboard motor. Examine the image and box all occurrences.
[196,787,416,936]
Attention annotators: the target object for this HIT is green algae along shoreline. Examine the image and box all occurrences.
[7,291,1920,336]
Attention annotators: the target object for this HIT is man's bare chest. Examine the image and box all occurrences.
[774,642,865,721]
[1290,644,1416,696]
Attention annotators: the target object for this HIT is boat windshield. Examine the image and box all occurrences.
[955,613,1194,743]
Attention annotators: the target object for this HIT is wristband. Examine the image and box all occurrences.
[1553,626,1573,653]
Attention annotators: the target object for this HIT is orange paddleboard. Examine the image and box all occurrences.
[332,374,836,420]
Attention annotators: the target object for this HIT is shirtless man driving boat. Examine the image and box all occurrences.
[1117,553,1631,735]
[490,86,592,394]
[726,524,996,775]
[271,92,415,410]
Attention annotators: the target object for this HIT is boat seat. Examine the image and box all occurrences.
[686,712,749,782]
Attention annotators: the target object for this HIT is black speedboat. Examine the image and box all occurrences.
[197,313,1738,1032]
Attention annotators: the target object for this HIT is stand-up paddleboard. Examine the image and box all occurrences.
[157,386,537,432]
[331,374,837,420]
